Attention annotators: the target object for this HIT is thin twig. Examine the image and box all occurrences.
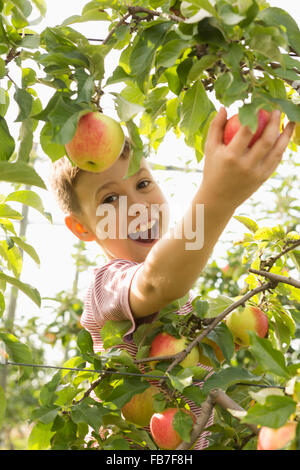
[249,269,300,289]
[102,12,131,45]
[261,239,300,270]
[161,281,274,375]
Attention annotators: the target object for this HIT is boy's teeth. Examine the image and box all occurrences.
[130,219,156,234]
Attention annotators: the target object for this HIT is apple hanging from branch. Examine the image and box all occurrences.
[65,112,125,172]
[225,304,269,346]
[150,407,196,450]
[223,109,271,147]
[121,384,160,427]
[149,331,200,368]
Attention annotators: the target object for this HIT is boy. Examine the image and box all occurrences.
[49,107,295,449]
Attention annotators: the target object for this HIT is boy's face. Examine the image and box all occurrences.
[72,153,170,263]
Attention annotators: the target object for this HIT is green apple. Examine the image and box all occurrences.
[257,422,297,450]
[65,112,125,172]
[149,332,200,368]
[121,384,160,427]
[226,304,269,346]
[150,407,196,450]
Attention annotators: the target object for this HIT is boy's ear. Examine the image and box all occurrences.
[64,215,95,242]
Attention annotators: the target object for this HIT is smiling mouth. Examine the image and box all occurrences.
[128,219,160,244]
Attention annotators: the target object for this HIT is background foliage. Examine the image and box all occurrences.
[0,0,299,450]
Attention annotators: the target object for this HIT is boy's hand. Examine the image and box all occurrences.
[201,107,295,209]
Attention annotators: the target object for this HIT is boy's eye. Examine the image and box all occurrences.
[101,180,152,204]
[137,179,151,189]
[103,194,118,204]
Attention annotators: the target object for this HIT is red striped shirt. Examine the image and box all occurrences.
[81,258,214,450]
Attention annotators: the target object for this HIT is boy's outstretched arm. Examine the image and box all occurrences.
[130,108,295,318]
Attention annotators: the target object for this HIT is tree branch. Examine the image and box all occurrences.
[102,5,184,45]
[261,239,300,270]
[249,269,300,289]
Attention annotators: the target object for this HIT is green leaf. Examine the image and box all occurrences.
[0,240,22,277]
[105,376,149,408]
[0,385,6,430]
[0,292,5,318]
[77,329,94,356]
[156,38,189,68]
[196,17,227,47]
[10,236,40,265]
[32,0,46,16]
[62,9,109,25]
[192,298,209,319]
[173,409,194,443]
[241,395,296,428]
[180,80,214,140]
[71,400,107,432]
[249,332,291,379]
[219,3,246,25]
[0,331,33,379]
[0,161,46,189]
[234,215,259,233]
[182,385,206,407]
[31,405,59,424]
[130,22,172,92]
[113,94,144,122]
[14,88,33,122]
[202,367,262,395]
[0,204,23,220]
[0,88,10,118]
[40,122,66,162]
[187,54,218,83]
[0,272,41,307]
[206,295,235,318]
[28,421,55,450]
[261,95,300,123]
[167,369,194,392]
[0,116,15,161]
[17,118,34,162]
[5,190,49,220]
[47,96,90,145]
[181,0,217,18]
[100,320,131,350]
[207,323,234,364]
[124,120,144,179]
[39,372,61,407]
[259,7,300,55]
[289,249,300,272]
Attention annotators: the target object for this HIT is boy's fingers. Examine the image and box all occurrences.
[246,110,281,164]
[226,124,254,157]
[205,107,227,152]
[261,121,295,173]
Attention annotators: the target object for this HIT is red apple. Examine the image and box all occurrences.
[223,109,271,147]
[65,112,125,172]
[150,407,196,449]
[121,385,160,427]
[257,422,297,450]
[149,332,200,368]
[226,304,269,346]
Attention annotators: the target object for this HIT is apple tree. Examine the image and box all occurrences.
[0,0,300,450]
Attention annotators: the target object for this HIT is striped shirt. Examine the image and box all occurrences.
[80,258,214,450]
